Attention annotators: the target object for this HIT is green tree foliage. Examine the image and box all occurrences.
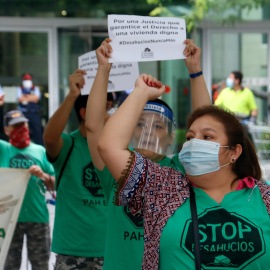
[0,0,157,17]
[147,0,268,32]
[0,0,267,28]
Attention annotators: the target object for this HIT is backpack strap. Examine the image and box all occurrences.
[189,185,201,270]
[56,136,75,191]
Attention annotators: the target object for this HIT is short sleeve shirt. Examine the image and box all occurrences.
[0,140,54,223]
[51,130,108,257]
[117,151,270,270]
[96,153,185,270]
[159,186,270,270]
[214,87,257,116]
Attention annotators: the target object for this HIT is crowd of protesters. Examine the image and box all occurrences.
[1,32,269,270]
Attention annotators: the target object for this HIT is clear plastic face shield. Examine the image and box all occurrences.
[131,102,176,156]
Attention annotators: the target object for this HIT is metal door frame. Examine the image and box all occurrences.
[200,20,270,122]
[0,17,107,116]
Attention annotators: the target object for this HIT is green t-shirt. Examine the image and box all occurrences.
[97,154,185,270]
[0,140,54,223]
[159,186,270,270]
[51,130,108,257]
[214,87,257,116]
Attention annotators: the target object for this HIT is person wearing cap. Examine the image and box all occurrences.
[16,73,44,145]
[85,38,211,270]
[43,70,111,270]
[1,110,55,270]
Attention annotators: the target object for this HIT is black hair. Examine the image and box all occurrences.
[107,92,115,102]
[231,71,243,85]
[74,94,89,123]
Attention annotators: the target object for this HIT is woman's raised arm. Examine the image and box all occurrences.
[97,74,165,181]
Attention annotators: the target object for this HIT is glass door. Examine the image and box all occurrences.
[0,31,48,140]
[210,32,268,124]
[58,26,108,133]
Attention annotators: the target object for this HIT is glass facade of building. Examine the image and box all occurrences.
[0,2,270,151]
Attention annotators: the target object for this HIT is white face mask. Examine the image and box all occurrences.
[226,78,234,88]
[178,139,230,176]
[22,80,33,89]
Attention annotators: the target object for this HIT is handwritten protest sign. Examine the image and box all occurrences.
[108,14,186,63]
[78,50,139,95]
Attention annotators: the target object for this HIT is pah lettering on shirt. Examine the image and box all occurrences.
[181,207,265,269]
[83,199,107,207]
[124,231,144,241]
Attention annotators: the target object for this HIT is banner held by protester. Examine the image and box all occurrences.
[0,168,30,270]
[78,50,139,95]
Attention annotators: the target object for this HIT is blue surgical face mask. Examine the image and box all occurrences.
[226,78,234,88]
[178,138,230,176]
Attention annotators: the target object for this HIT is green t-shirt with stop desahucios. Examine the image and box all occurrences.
[96,153,185,270]
[51,130,108,257]
[159,186,270,270]
[0,140,54,223]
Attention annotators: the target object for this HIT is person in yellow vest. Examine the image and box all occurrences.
[214,71,258,123]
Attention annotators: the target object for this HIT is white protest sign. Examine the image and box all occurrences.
[78,50,139,95]
[0,168,30,269]
[108,14,186,63]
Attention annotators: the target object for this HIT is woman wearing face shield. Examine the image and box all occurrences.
[97,76,270,269]
[86,39,210,270]
[131,99,176,162]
